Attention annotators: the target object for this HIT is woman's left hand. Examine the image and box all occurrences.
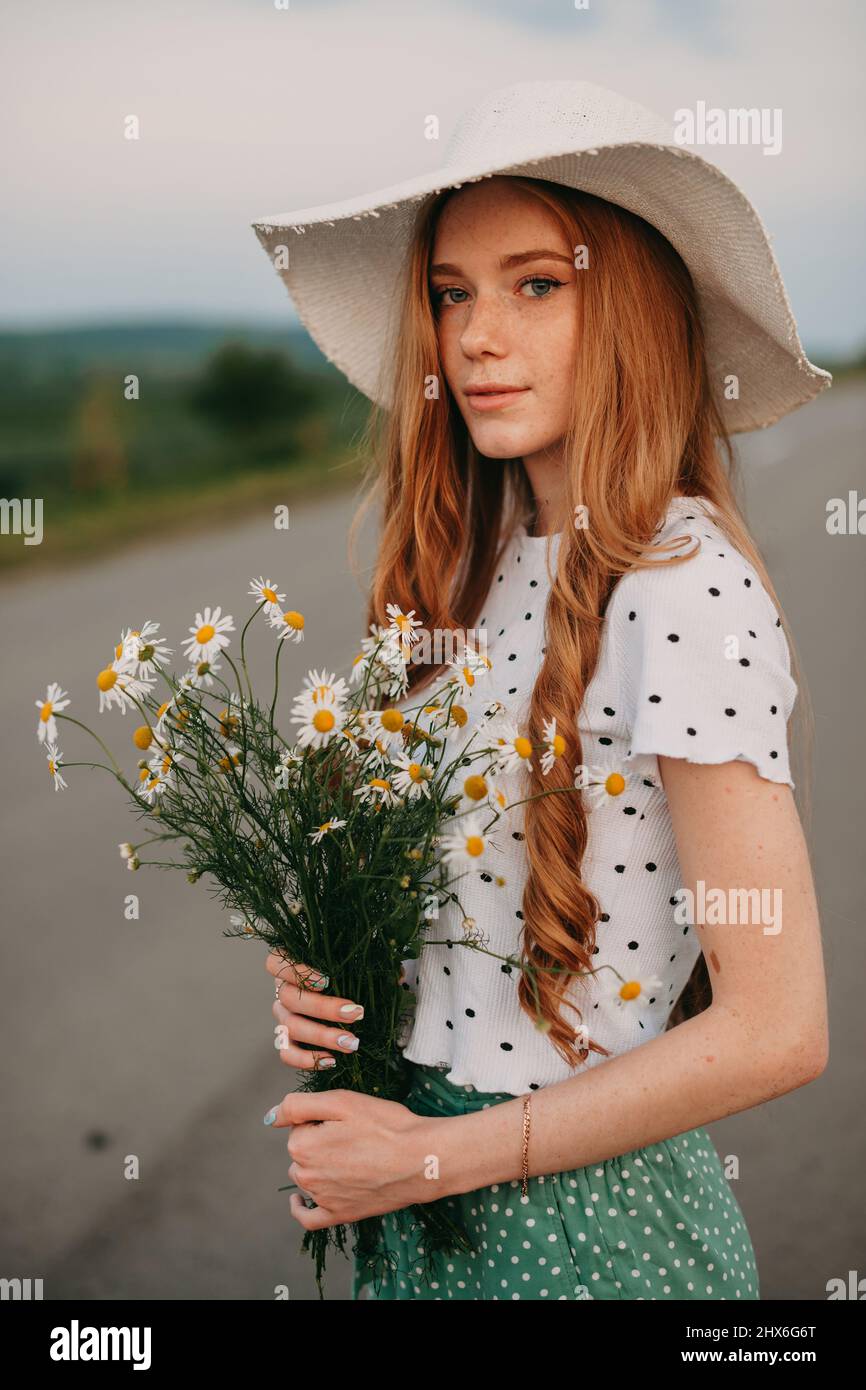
[263,1088,450,1229]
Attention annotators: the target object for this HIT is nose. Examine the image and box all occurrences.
[457,289,509,360]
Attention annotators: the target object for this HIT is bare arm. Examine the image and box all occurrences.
[434,756,829,1196]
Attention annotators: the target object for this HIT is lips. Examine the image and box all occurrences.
[465,385,529,412]
[465,384,525,395]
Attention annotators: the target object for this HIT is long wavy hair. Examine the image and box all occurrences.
[347,176,813,1068]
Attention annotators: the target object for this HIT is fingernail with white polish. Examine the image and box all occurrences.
[316,1057,337,1069]
[263,1106,278,1125]
[337,1034,360,1051]
[339,1003,364,1018]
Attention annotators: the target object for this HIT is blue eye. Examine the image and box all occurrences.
[433,286,469,308]
[518,275,563,298]
[431,275,564,309]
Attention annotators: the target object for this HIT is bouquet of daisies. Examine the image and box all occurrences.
[34,575,578,1297]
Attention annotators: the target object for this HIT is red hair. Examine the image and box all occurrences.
[349,177,812,1066]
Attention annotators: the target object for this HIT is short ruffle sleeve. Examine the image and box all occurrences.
[609,529,799,789]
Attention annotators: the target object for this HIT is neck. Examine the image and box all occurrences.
[521,445,566,536]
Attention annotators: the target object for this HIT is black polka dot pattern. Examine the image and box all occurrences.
[395,497,797,1105]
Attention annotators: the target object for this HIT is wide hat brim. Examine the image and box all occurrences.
[251,79,831,434]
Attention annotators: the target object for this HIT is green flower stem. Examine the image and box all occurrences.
[55,714,128,784]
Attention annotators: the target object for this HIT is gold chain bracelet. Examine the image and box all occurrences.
[521,1094,532,1197]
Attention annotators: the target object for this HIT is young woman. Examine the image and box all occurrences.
[257,81,830,1301]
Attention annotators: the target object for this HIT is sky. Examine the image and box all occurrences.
[1,0,863,357]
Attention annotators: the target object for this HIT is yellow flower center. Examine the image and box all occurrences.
[97,669,117,692]
[157,701,171,720]
[196,623,216,644]
[552,733,566,757]
[48,759,56,775]
[605,772,626,796]
[133,726,153,751]
[620,980,641,1001]
[450,705,468,727]
[262,587,277,604]
[408,763,423,782]
[370,778,391,792]
[40,702,53,722]
[283,610,304,630]
[463,774,487,800]
[514,735,532,759]
[465,835,484,857]
[312,709,335,733]
[462,667,475,686]
[380,708,404,732]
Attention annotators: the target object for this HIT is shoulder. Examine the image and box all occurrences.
[604,497,798,786]
[608,496,790,671]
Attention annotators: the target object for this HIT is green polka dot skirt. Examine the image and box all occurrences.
[353,1062,759,1301]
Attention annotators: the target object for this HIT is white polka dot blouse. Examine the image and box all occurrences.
[397,494,799,1097]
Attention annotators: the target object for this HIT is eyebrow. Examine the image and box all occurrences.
[429,249,574,276]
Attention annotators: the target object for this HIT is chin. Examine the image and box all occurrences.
[466,426,537,459]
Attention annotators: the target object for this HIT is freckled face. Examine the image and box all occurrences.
[429,179,579,460]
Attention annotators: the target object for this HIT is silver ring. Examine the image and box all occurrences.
[274,979,282,1001]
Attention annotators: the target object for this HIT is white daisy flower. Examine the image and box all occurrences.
[350,624,394,684]
[97,659,154,715]
[120,621,173,680]
[182,606,235,664]
[230,912,258,938]
[390,750,433,800]
[188,656,223,689]
[540,716,567,775]
[291,694,345,750]
[35,682,70,745]
[275,746,304,788]
[456,765,511,816]
[574,759,632,806]
[353,776,403,809]
[607,974,665,1010]
[248,577,286,614]
[360,706,407,757]
[138,748,184,802]
[45,740,67,791]
[293,668,349,711]
[445,643,492,701]
[308,818,348,844]
[438,812,497,869]
[384,603,423,662]
[267,607,305,644]
[486,713,534,775]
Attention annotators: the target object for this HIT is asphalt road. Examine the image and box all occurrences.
[1,381,863,1300]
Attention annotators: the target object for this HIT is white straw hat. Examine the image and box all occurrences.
[251,78,830,434]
